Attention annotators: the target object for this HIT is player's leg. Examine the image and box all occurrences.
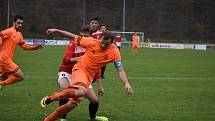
[0,61,24,87]
[100,66,106,79]
[0,69,24,87]
[41,86,86,108]
[85,85,99,119]
[57,72,71,120]
[44,101,78,121]
[86,86,108,121]
[41,68,89,107]
[135,44,138,55]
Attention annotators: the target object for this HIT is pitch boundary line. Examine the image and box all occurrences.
[25,76,213,80]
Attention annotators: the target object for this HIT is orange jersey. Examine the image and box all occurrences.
[0,27,25,61]
[74,37,121,82]
[132,35,139,44]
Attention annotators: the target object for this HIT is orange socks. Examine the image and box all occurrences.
[44,103,74,121]
[0,76,23,86]
[49,88,77,101]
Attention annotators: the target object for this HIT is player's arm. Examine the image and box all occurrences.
[20,43,43,51]
[95,71,104,96]
[96,78,104,96]
[114,60,133,95]
[0,30,11,45]
[47,29,78,39]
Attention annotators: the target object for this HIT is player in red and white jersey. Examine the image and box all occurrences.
[115,33,122,51]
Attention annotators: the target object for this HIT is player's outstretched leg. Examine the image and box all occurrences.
[44,102,77,121]
[40,87,86,108]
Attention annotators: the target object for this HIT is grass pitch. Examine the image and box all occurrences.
[0,46,215,121]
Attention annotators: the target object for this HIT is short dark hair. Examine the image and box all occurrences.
[80,25,93,35]
[90,16,99,22]
[102,31,114,43]
[13,15,24,22]
[100,24,106,27]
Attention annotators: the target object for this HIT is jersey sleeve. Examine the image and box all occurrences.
[0,29,12,40]
[76,36,95,48]
[18,33,25,46]
[63,41,75,64]
[113,48,121,62]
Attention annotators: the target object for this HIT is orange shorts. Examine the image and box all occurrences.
[0,59,19,76]
[132,43,138,48]
[70,64,93,93]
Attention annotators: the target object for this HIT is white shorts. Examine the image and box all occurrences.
[58,71,93,88]
[116,42,121,47]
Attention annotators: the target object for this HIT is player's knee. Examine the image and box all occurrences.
[58,79,70,90]
[90,98,99,104]
[76,87,86,97]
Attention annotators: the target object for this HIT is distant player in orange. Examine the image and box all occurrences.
[0,15,43,91]
[40,30,133,121]
[132,32,139,55]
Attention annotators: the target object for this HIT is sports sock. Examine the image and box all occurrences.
[59,99,69,119]
[44,103,73,121]
[101,66,106,78]
[0,75,22,86]
[89,102,99,119]
[49,88,77,101]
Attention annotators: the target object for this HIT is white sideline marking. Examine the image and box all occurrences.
[25,76,213,80]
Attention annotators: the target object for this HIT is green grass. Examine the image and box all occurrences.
[0,46,215,121]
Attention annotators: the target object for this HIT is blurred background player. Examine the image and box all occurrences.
[115,33,122,51]
[0,15,43,91]
[47,26,106,121]
[132,32,139,55]
[41,31,133,121]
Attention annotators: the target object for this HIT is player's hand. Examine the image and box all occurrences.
[46,29,58,35]
[36,44,44,49]
[124,82,133,95]
[98,87,104,96]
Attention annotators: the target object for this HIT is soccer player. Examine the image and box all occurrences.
[115,33,122,51]
[132,32,139,55]
[0,15,43,90]
[92,24,107,79]
[48,26,106,121]
[41,31,133,121]
[89,16,100,32]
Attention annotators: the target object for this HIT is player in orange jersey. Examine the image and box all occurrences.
[132,32,139,55]
[41,30,133,121]
[52,25,105,121]
[0,15,43,91]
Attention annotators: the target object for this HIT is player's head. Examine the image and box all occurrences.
[13,15,24,31]
[89,16,99,32]
[100,31,114,50]
[79,25,92,37]
[100,24,107,32]
[134,31,138,35]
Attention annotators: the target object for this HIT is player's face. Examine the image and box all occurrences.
[100,37,112,50]
[14,19,24,31]
[100,26,106,32]
[90,20,99,31]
